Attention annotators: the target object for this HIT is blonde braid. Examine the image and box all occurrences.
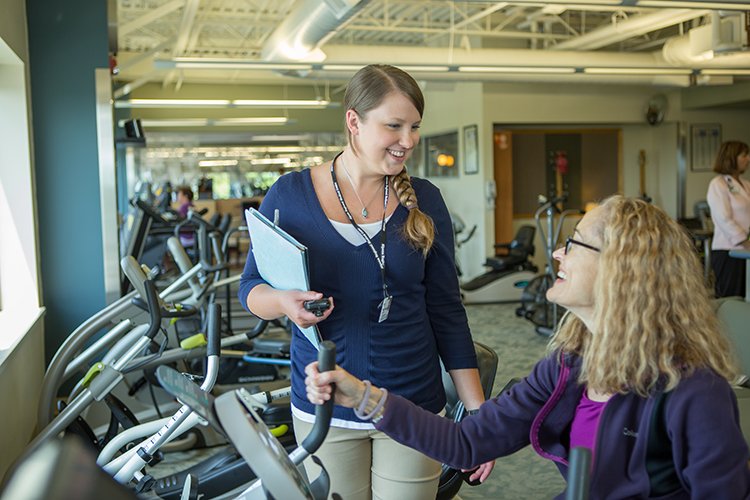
[392,168,434,256]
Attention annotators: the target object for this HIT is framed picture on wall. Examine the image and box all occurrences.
[463,125,479,175]
[690,123,722,172]
[425,131,459,178]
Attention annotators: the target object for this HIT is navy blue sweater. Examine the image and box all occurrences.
[239,169,477,422]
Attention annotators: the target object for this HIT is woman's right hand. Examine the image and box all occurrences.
[305,361,366,409]
[280,290,334,328]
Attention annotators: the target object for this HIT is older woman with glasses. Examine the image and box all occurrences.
[306,195,750,499]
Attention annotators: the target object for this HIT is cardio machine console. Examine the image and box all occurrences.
[215,388,314,500]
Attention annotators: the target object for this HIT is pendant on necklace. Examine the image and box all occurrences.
[362,208,368,218]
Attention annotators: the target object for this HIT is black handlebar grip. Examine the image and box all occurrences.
[135,199,167,223]
[188,210,218,232]
[206,303,221,357]
[565,447,592,500]
[143,279,162,339]
[301,340,336,454]
[246,319,269,341]
[317,340,336,372]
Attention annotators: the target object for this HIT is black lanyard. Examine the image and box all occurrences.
[330,153,393,321]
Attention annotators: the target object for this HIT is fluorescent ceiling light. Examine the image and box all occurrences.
[322,64,366,71]
[398,65,451,72]
[115,99,331,109]
[322,63,453,73]
[158,58,314,71]
[115,99,231,108]
[199,160,239,167]
[700,68,750,75]
[251,158,292,165]
[250,134,314,142]
[232,99,330,108]
[458,66,576,74]
[139,119,209,127]
[583,67,693,75]
[185,145,341,154]
[128,117,289,128]
[214,117,289,125]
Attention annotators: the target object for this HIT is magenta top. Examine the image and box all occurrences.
[569,387,608,462]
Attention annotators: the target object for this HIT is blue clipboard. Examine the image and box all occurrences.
[245,208,322,350]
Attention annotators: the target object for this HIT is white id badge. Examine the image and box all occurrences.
[378,295,392,323]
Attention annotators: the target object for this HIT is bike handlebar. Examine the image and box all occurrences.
[300,340,336,455]
[206,303,221,357]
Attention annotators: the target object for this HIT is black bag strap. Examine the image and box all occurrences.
[645,391,681,496]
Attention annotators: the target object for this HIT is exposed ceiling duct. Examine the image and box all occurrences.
[662,10,750,65]
[260,0,369,62]
[552,8,709,50]
[115,0,750,88]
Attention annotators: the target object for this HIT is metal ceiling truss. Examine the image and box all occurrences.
[119,0,699,57]
[115,0,746,88]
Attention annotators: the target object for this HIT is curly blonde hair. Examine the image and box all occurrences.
[549,196,737,396]
[344,64,434,255]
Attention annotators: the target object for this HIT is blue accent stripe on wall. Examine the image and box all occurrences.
[27,0,109,364]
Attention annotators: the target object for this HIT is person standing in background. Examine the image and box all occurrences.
[239,64,491,499]
[707,140,750,298]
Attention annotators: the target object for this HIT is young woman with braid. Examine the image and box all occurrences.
[238,64,490,499]
[307,196,750,499]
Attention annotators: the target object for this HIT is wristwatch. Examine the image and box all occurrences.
[466,409,480,416]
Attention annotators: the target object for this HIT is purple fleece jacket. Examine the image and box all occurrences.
[376,352,750,499]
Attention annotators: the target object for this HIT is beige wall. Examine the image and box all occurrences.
[419,80,750,280]
[420,81,488,280]
[0,0,28,61]
[0,313,44,483]
[0,0,45,484]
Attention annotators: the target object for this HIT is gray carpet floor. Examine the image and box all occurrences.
[456,303,565,499]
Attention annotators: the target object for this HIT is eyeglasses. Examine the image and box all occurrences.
[564,237,601,255]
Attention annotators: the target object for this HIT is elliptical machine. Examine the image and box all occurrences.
[516,194,583,337]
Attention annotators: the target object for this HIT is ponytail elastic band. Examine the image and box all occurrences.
[407,203,419,211]
[354,380,389,421]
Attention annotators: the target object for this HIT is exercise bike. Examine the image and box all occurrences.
[451,213,538,304]
[1,342,337,500]
[516,195,583,337]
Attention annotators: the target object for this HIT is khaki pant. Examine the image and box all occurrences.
[293,415,441,500]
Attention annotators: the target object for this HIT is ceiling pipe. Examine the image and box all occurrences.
[322,44,667,68]
[261,0,369,62]
[552,8,709,50]
[662,11,750,65]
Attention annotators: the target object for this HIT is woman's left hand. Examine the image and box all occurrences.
[463,460,495,483]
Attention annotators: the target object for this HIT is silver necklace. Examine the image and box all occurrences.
[339,158,383,219]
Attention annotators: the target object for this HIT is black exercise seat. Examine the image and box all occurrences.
[437,341,499,500]
[484,225,536,272]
